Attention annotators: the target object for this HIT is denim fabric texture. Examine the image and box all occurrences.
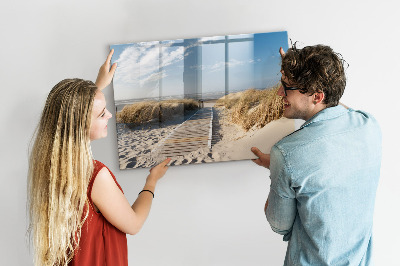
[266,105,382,266]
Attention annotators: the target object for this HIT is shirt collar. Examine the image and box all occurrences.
[301,105,349,129]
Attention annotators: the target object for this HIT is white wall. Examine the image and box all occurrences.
[1,0,399,265]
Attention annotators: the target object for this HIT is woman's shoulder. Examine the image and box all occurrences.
[93,159,105,170]
[93,160,115,177]
[90,160,107,188]
[92,160,123,193]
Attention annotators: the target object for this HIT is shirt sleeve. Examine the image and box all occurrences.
[266,145,297,241]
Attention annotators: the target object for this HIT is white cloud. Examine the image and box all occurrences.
[115,44,183,85]
[114,46,141,87]
[140,71,167,86]
[201,58,255,73]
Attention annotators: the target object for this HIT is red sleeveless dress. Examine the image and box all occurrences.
[69,160,128,266]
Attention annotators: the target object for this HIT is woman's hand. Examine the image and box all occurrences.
[92,158,171,236]
[95,49,117,90]
[146,158,171,186]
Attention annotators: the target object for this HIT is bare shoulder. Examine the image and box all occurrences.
[91,167,120,202]
[95,166,113,182]
[90,164,135,234]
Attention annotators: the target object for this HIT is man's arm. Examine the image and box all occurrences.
[266,188,296,238]
[265,146,297,239]
[251,145,296,238]
[251,147,272,215]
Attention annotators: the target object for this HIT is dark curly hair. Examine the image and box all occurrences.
[281,43,347,107]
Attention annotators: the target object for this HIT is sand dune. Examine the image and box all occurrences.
[212,117,294,161]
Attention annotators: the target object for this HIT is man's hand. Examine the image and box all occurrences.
[95,49,117,90]
[279,47,286,77]
[279,47,285,58]
[264,199,269,213]
[251,147,271,169]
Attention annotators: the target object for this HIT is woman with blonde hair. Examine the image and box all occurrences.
[28,50,170,266]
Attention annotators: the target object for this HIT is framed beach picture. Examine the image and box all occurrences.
[111,31,295,169]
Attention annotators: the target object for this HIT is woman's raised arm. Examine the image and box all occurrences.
[95,49,117,90]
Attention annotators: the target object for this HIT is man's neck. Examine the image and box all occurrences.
[304,104,327,121]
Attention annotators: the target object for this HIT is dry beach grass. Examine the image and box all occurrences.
[215,85,284,131]
[116,99,199,125]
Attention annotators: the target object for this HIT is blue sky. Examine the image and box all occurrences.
[110,31,288,101]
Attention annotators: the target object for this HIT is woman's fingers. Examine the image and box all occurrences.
[106,49,114,66]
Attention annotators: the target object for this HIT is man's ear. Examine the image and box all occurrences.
[313,92,325,104]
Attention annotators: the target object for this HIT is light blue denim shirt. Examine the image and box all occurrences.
[266,105,382,266]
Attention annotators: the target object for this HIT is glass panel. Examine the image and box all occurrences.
[199,35,225,43]
[111,43,160,102]
[161,39,184,45]
[201,43,225,99]
[138,40,159,46]
[228,33,253,40]
[160,46,184,98]
[253,32,285,89]
[137,45,160,99]
[228,40,254,92]
[111,43,142,104]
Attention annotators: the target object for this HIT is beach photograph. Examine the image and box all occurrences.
[111,31,295,169]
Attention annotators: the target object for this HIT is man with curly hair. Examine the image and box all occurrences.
[251,44,381,265]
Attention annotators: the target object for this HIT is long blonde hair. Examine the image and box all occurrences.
[28,79,97,265]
